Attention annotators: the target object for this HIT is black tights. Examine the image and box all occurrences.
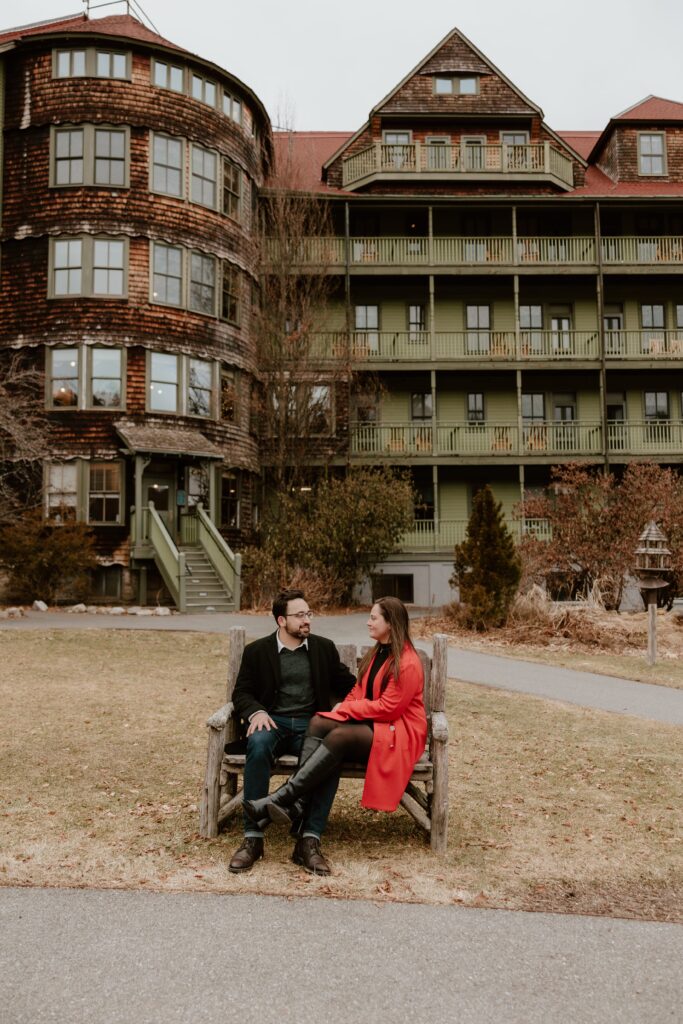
[307,714,373,764]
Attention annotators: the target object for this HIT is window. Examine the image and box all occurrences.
[54,48,130,79]
[462,136,486,171]
[354,304,379,353]
[221,472,240,527]
[53,126,128,188]
[411,392,432,420]
[354,392,378,424]
[50,347,79,407]
[523,393,546,450]
[90,348,122,408]
[426,136,450,170]
[604,305,624,355]
[466,304,491,354]
[221,371,236,421]
[639,133,666,176]
[408,305,426,341]
[434,76,478,95]
[223,157,241,219]
[191,72,217,107]
[522,393,545,421]
[149,353,179,412]
[95,51,128,79]
[152,243,183,306]
[152,59,184,92]
[382,131,412,170]
[191,145,218,208]
[189,252,216,314]
[644,391,669,419]
[46,463,78,522]
[502,132,530,171]
[151,134,183,196]
[89,463,121,523]
[221,264,241,324]
[307,384,332,434]
[223,91,243,124]
[520,304,543,354]
[467,393,485,423]
[550,307,572,354]
[187,358,213,417]
[49,236,127,298]
[641,303,666,353]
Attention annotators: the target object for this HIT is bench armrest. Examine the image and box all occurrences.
[206,701,234,731]
[430,711,449,743]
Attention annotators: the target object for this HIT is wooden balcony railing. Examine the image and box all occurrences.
[604,331,683,357]
[516,236,596,264]
[519,330,600,359]
[342,142,574,188]
[521,421,603,455]
[608,420,683,454]
[401,517,552,551]
[601,236,683,265]
[350,421,610,458]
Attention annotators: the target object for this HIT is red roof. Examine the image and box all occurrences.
[0,12,189,55]
[614,96,683,122]
[269,132,352,192]
[570,164,683,197]
[556,131,600,160]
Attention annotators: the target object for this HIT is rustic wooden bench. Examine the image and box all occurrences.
[199,628,450,852]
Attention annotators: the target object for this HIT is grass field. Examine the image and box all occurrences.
[1,629,681,921]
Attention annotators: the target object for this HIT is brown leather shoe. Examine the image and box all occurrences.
[229,837,264,873]
[292,836,331,875]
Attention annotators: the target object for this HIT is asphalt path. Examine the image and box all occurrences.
[2,888,681,1024]
[3,609,682,725]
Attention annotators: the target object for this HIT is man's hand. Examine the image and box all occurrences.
[247,711,278,735]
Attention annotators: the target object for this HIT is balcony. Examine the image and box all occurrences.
[401,517,551,551]
[342,142,574,190]
[607,420,683,455]
[602,236,683,267]
[350,421,604,458]
[604,331,683,358]
[310,330,599,363]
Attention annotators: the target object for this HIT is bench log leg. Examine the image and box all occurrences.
[430,738,449,853]
[200,725,227,838]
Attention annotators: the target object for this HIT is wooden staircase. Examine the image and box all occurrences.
[179,545,236,613]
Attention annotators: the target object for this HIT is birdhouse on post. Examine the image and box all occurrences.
[634,521,671,666]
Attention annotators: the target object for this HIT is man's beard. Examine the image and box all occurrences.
[286,622,310,640]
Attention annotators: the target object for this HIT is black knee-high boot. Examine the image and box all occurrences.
[244,738,341,826]
[247,735,325,830]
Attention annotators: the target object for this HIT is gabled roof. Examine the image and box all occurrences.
[0,12,187,52]
[613,95,683,122]
[556,131,600,161]
[270,132,352,192]
[323,26,553,173]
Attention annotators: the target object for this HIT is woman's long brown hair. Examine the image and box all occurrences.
[357,596,415,691]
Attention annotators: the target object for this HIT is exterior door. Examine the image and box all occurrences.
[144,475,176,538]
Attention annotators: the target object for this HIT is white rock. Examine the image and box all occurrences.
[136,609,153,616]
[69,603,87,614]
[32,600,48,612]
[86,606,99,614]
[0,610,9,619]
[154,606,171,616]
[109,607,126,615]
[128,606,142,615]
[7,607,24,618]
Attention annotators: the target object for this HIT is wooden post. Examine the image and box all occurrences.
[647,592,657,666]
[430,634,449,853]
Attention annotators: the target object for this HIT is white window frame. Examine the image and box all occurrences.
[53,48,131,80]
[88,347,125,409]
[47,346,81,409]
[46,345,126,410]
[146,351,218,418]
[433,75,479,95]
[45,461,80,522]
[150,133,185,197]
[191,71,217,108]
[638,132,667,176]
[190,143,219,209]
[88,461,124,525]
[223,90,243,125]
[150,243,218,317]
[152,58,184,92]
[48,236,128,299]
[221,263,242,325]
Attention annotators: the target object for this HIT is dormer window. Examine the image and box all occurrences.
[638,132,666,176]
[434,75,478,96]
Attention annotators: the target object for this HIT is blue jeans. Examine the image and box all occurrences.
[242,714,340,840]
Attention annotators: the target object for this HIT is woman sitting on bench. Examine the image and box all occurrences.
[243,596,427,831]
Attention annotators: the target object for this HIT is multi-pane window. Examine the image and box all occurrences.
[54,48,130,79]
[89,463,121,523]
[223,91,243,124]
[53,127,128,187]
[520,304,543,353]
[644,391,669,419]
[95,51,128,79]
[191,73,216,107]
[467,393,485,423]
[220,473,240,528]
[46,463,78,521]
[191,145,218,207]
[522,393,545,421]
[152,59,184,92]
[221,371,236,421]
[149,353,179,412]
[411,392,432,420]
[408,304,426,340]
[93,240,125,295]
[355,305,379,352]
[187,358,213,417]
[638,133,666,175]
[434,76,478,95]
[221,264,241,324]
[308,384,332,434]
[50,237,127,298]
[152,134,183,196]
[466,304,491,353]
[90,348,122,408]
[641,303,665,352]
[189,252,216,314]
[152,243,183,306]
[50,348,79,407]
[52,239,82,295]
[550,308,572,353]
[223,157,241,218]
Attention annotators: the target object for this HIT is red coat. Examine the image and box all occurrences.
[318,643,427,812]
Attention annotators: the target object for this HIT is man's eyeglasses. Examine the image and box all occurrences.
[286,611,314,620]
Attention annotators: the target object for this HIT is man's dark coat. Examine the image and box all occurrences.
[231,631,356,731]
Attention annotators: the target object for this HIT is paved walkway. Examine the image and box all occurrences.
[2,888,681,1024]
[3,609,682,725]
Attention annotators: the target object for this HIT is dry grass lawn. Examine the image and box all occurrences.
[1,629,681,921]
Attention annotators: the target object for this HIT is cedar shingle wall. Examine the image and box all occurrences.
[598,126,683,183]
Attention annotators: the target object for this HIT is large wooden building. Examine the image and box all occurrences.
[1,14,683,607]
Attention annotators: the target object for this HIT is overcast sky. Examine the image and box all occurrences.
[13,0,683,132]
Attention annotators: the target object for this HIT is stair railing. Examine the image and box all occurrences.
[193,503,241,610]
[146,501,187,612]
